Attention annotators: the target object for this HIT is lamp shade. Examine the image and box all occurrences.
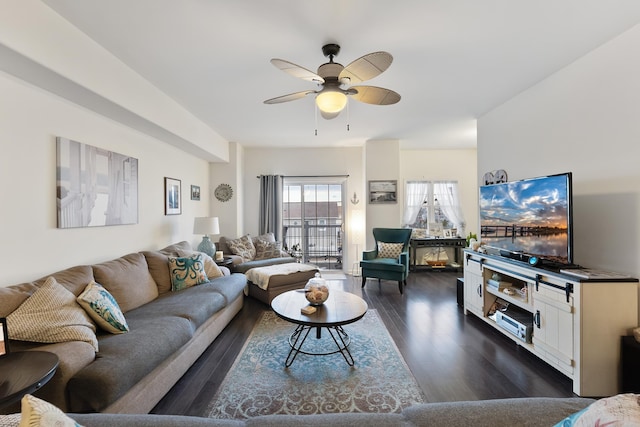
[316,90,347,116]
[193,217,220,235]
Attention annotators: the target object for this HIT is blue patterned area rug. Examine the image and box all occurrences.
[206,309,426,419]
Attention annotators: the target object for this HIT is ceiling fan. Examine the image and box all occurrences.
[264,44,401,120]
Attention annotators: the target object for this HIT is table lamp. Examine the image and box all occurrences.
[194,217,220,257]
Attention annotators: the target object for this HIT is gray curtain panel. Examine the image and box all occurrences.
[259,175,283,241]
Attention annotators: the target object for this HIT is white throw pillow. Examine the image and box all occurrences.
[7,276,98,351]
[19,394,83,427]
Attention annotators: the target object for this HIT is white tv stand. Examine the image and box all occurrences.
[463,249,638,397]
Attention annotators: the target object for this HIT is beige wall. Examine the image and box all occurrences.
[0,74,211,287]
[478,23,640,278]
[241,145,477,271]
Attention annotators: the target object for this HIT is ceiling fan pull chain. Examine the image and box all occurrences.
[346,101,350,131]
[314,102,318,136]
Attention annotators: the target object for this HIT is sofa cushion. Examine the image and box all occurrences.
[77,281,129,334]
[169,254,209,291]
[159,241,192,256]
[360,258,406,273]
[0,266,95,318]
[402,397,595,427]
[142,250,173,295]
[377,242,404,258]
[33,265,95,297]
[68,313,195,412]
[0,282,38,318]
[254,240,283,260]
[225,235,256,262]
[198,274,247,305]
[92,253,159,313]
[19,394,80,427]
[7,276,98,351]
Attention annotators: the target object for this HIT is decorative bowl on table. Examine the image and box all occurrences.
[304,273,329,306]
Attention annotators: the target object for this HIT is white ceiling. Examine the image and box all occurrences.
[42,0,640,150]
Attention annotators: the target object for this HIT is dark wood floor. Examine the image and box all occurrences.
[151,271,574,416]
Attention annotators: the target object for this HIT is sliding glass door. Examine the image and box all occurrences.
[282,178,345,269]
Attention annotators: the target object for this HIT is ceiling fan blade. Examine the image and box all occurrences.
[264,90,316,104]
[349,86,401,105]
[339,52,393,84]
[271,59,324,83]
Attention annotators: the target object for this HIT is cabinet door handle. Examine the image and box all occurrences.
[477,284,482,297]
[534,310,541,328]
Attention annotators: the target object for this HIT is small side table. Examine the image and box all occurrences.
[0,351,59,408]
[622,335,640,393]
[215,257,233,268]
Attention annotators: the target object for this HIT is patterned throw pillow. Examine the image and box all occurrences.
[553,393,640,427]
[6,276,98,351]
[168,254,209,291]
[377,242,404,259]
[226,235,256,262]
[176,250,223,280]
[20,394,83,427]
[77,281,129,334]
[254,240,283,260]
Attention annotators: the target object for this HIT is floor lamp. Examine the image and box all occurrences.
[350,210,364,277]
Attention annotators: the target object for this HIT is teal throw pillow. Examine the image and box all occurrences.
[169,254,209,291]
[77,281,129,334]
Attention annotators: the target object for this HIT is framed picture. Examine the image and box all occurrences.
[56,137,138,228]
[368,180,397,204]
[0,317,9,356]
[443,229,453,238]
[429,222,442,238]
[164,177,181,215]
[190,185,201,201]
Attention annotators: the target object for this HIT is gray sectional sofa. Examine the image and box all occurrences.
[66,396,595,426]
[0,241,246,414]
[217,234,294,273]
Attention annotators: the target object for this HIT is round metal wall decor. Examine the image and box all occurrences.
[214,183,233,202]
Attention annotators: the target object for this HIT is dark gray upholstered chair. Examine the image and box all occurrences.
[360,228,412,294]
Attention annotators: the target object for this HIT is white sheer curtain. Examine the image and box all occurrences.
[434,181,465,234]
[403,181,429,226]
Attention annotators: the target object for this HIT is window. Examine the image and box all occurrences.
[403,181,465,237]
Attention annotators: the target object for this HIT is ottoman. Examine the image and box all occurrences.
[245,263,319,304]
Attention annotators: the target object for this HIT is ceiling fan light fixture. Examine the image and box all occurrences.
[315,90,347,115]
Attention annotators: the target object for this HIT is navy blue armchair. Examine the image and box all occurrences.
[360,228,412,294]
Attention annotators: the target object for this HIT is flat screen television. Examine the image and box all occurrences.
[479,172,573,267]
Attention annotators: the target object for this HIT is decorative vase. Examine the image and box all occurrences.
[197,235,215,257]
[304,273,329,306]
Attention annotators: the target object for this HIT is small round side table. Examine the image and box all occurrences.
[215,256,233,268]
[0,351,59,408]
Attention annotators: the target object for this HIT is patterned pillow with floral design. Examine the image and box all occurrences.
[226,235,256,262]
[168,254,209,291]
